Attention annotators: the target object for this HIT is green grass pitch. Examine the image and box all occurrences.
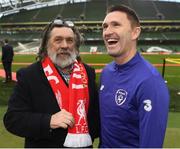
[0,53,180,147]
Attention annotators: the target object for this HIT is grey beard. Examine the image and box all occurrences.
[48,49,77,69]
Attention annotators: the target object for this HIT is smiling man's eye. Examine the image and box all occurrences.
[112,22,121,27]
[102,24,108,30]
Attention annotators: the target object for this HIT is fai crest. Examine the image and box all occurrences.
[115,89,127,106]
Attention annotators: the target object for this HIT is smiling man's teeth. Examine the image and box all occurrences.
[107,39,118,45]
[107,39,117,42]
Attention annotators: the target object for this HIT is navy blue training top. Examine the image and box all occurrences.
[99,52,169,148]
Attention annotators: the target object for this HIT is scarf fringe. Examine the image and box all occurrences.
[63,133,92,147]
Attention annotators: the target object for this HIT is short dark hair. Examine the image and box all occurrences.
[107,5,140,28]
[4,39,8,43]
[37,17,82,61]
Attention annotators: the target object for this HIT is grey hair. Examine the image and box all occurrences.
[37,19,82,61]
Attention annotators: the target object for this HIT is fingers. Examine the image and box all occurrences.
[61,109,74,127]
[62,118,74,128]
[50,109,75,129]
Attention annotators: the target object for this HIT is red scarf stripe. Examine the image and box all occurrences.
[42,56,89,134]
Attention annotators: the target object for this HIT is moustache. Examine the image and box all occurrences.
[56,49,71,55]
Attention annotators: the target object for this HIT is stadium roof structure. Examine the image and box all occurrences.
[1,0,180,8]
[0,0,87,17]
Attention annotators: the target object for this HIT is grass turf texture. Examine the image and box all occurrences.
[0,53,180,147]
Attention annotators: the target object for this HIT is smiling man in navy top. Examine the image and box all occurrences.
[99,4,169,148]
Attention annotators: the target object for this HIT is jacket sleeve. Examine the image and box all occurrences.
[3,68,52,139]
[84,64,100,140]
[90,67,100,139]
[11,45,14,58]
[137,76,169,147]
[1,46,5,61]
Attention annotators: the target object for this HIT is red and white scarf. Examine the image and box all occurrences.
[42,56,92,147]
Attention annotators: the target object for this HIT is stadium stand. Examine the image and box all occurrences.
[1,0,180,22]
[61,2,84,20]
[84,1,106,21]
[0,0,180,52]
[33,5,64,22]
[155,1,180,20]
[130,0,158,20]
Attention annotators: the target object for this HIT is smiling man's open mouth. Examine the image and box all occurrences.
[107,39,118,46]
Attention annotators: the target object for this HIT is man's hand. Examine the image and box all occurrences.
[50,109,74,129]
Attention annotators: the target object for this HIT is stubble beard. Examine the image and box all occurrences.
[107,49,122,58]
[48,48,77,68]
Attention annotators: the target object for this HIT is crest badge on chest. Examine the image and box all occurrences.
[115,89,128,106]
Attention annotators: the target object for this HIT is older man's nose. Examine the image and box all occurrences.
[60,40,68,49]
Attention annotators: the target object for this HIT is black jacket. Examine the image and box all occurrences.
[1,44,14,62]
[3,61,99,148]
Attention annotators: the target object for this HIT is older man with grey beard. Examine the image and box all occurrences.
[3,17,100,148]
